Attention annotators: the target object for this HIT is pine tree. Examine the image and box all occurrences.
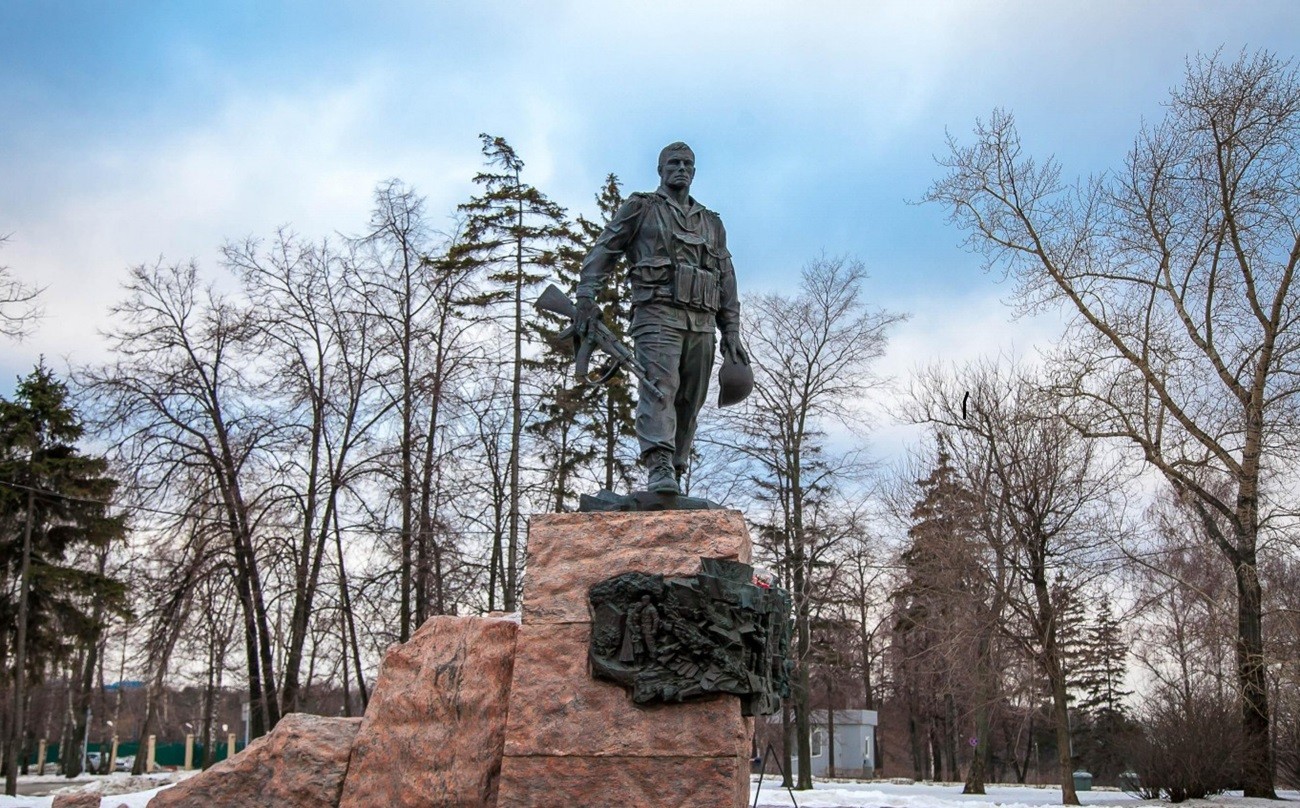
[0,364,128,794]
[453,134,574,608]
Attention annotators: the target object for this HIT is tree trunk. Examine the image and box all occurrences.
[333,508,369,710]
[1050,669,1076,803]
[781,700,794,789]
[399,253,415,642]
[504,186,526,613]
[280,505,336,715]
[231,538,267,739]
[201,639,217,769]
[945,692,960,781]
[1235,553,1275,798]
[792,541,813,789]
[908,707,925,780]
[827,697,836,778]
[1036,573,1078,805]
[339,602,352,719]
[65,635,99,778]
[418,363,446,623]
[3,492,35,796]
[963,634,992,794]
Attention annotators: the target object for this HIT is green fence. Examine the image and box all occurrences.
[27,738,247,768]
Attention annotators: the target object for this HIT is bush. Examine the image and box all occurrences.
[1275,712,1300,790]
[1122,686,1243,802]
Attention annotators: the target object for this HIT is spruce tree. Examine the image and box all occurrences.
[0,364,127,794]
[528,173,638,507]
[576,174,636,492]
[1072,593,1134,782]
[1076,594,1131,716]
[1050,573,1089,701]
[892,439,984,784]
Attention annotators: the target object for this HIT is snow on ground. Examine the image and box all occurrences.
[0,777,1295,807]
[750,780,1138,808]
[747,780,1300,808]
[0,771,187,808]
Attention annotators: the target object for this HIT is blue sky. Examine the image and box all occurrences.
[2,1,1297,422]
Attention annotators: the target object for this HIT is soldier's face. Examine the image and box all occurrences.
[659,153,695,190]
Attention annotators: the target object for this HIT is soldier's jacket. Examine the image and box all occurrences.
[577,189,740,336]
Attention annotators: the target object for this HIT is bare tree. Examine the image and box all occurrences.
[458,371,514,612]
[713,255,902,789]
[353,180,441,642]
[129,511,220,774]
[81,261,282,738]
[908,360,1124,804]
[225,231,394,714]
[0,236,43,340]
[834,527,891,774]
[411,246,481,622]
[1129,493,1238,705]
[889,436,1009,791]
[927,51,1300,796]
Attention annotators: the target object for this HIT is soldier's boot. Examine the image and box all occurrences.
[645,450,679,495]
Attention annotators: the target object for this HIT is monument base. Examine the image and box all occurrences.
[495,510,753,808]
[141,511,757,808]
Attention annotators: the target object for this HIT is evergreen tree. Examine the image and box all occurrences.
[575,174,636,492]
[892,438,984,784]
[1072,593,1135,783]
[1050,573,1089,701]
[0,364,128,793]
[1076,594,1131,715]
[528,173,638,507]
[527,183,596,513]
[452,134,573,608]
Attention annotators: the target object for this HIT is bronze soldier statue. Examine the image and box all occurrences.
[575,142,750,495]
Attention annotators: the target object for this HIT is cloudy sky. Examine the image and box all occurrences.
[1,1,1296,451]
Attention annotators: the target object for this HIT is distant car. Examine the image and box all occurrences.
[85,752,103,772]
[115,755,134,772]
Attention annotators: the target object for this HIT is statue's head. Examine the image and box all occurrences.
[657,142,695,191]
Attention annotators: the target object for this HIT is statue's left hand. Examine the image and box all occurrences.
[720,332,749,366]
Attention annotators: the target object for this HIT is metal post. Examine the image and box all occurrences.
[184,733,194,770]
[227,732,237,761]
[146,734,156,773]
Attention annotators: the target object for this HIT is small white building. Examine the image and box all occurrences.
[782,709,878,778]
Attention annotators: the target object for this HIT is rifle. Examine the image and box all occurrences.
[535,284,665,401]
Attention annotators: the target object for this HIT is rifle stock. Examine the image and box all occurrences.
[535,284,577,319]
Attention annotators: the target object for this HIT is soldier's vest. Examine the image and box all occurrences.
[628,193,724,314]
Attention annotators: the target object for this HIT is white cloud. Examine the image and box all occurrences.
[2,70,478,377]
[863,287,1067,462]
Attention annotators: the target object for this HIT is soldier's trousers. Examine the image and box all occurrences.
[632,324,715,471]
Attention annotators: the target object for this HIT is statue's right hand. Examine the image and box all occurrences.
[575,297,602,337]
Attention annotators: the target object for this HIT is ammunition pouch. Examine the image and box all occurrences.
[630,262,720,313]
